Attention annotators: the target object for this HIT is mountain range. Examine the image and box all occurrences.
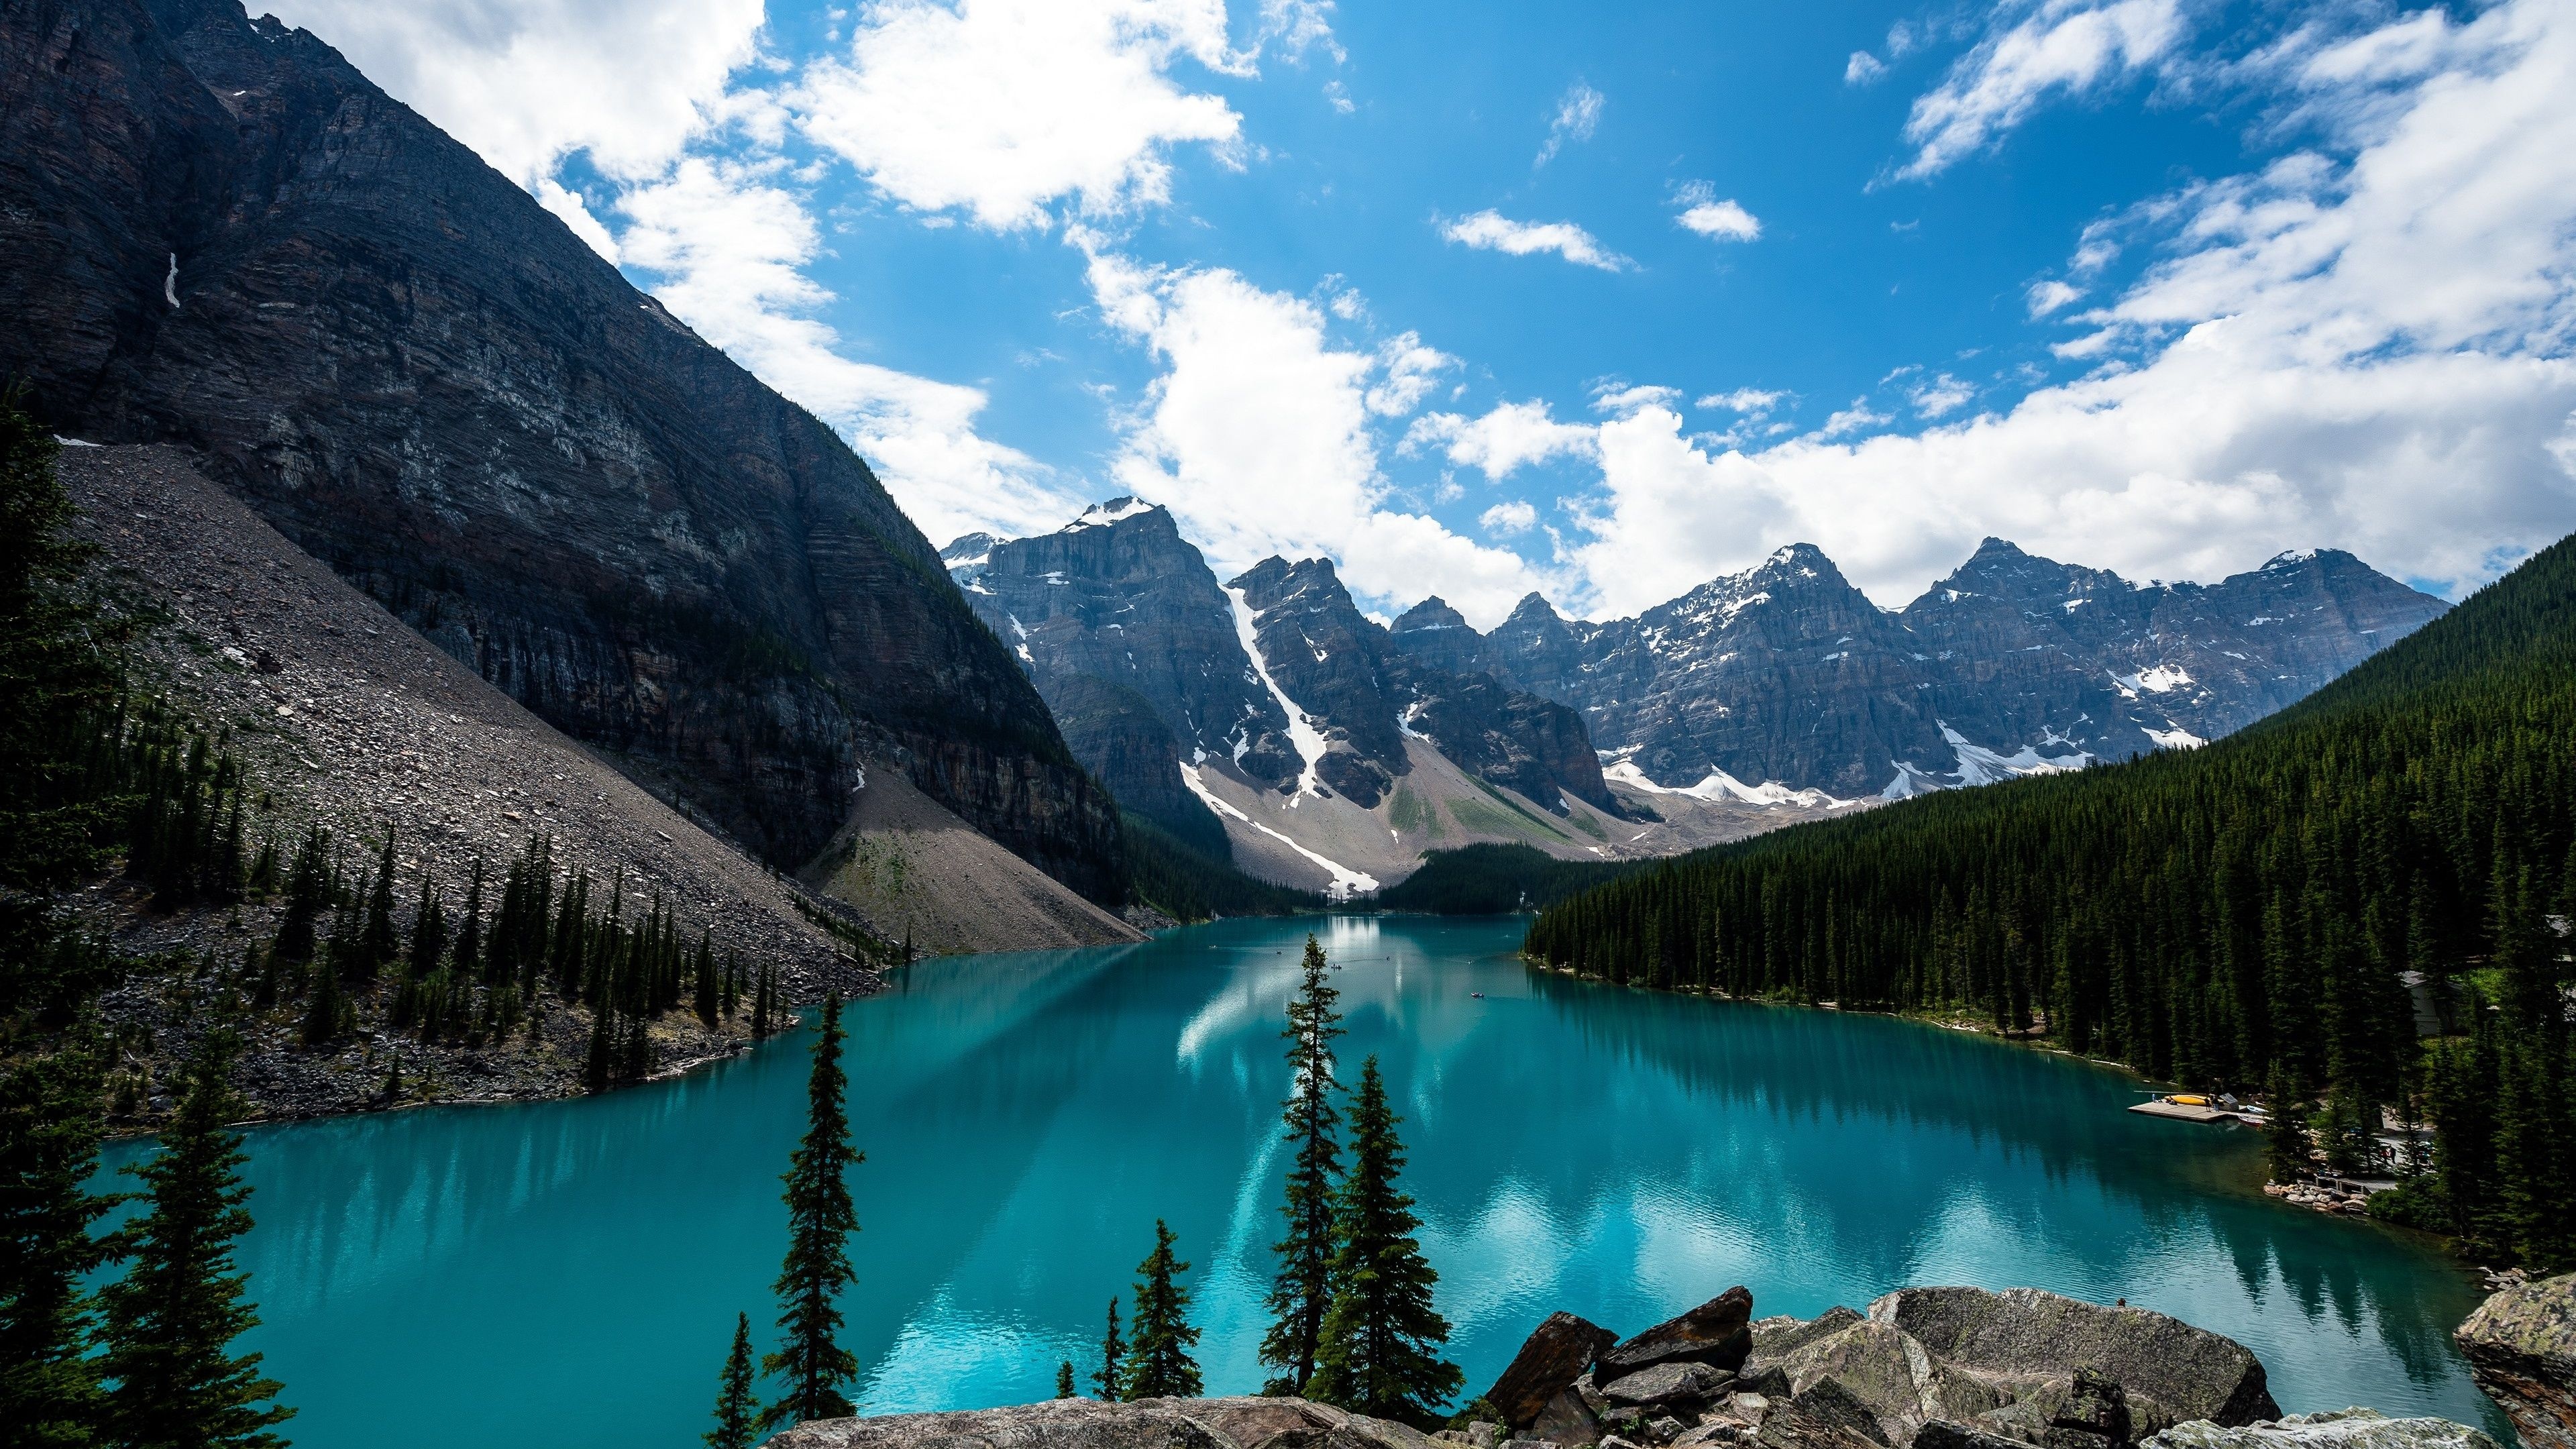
[951,504,2447,894]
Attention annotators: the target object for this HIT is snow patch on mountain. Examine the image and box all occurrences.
[2145,726,2208,749]
[1063,496,1157,531]
[1225,586,1332,802]
[1939,723,2092,786]
[2112,664,2194,696]
[1601,759,1860,810]
[1179,762,1378,898]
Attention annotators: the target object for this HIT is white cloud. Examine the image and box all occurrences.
[1817,398,1894,438]
[1562,0,2576,617]
[1593,384,1682,416]
[1897,0,2193,179]
[1846,51,1888,85]
[796,0,1256,230]
[1403,400,1598,479]
[619,160,1080,545]
[1080,244,1553,623]
[1673,183,1761,241]
[1697,388,1786,415]
[1440,210,1631,272]
[1481,500,1540,535]
[1910,373,1976,417]
[265,0,766,190]
[1365,333,1458,417]
[2027,278,2085,317]
[1536,81,1605,166]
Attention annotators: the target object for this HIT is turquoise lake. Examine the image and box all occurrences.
[101,914,2506,1446]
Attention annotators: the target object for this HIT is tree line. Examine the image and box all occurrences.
[0,392,804,1444]
[2,398,297,1444]
[1525,531,2576,1271]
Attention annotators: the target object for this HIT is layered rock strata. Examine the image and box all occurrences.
[0,0,1121,900]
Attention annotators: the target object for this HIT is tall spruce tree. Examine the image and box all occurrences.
[1055,1360,1077,1399]
[1120,1221,1201,1401]
[1092,1297,1124,1401]
[0,1026,119,1448]
[706,1311,759,1449]
[99,1032,294,1449]
[1260,933,1344,1393]
[762,994,861,1429]
[1307,1058,1460,1428]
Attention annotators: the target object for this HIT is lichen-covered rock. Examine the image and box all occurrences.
[2455,1269,2576,1449]
[1870,1289,2279,1428]
[1754,1310,1867,1364]
[2141,1409,2496,1449]
[1774,1319,2006,1447]
[1489,1313,1621,1429]
[1601,1288,1758,1379]
[1916,1424,2031,1449]
[1603,1363,1734,1409]
[770,1396,1437,1449]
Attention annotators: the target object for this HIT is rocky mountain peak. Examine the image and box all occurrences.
[1391,596,1470,634]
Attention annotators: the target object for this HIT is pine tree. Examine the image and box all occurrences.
[1056,1360,1077,1399]
[694,931,720,1028]
[1093,1297,1124,1401]
[352,830,399,981]
[2264,1067,2311,1183]
[762,995,861,1429]
[99,1032,295,1449]
[298,960,345,1047]
[1261,933,1344,1393]
[407,878,448,982]
[0,1027,119,1446]
[706,1311,759,1449]
[1307,1057,1460,1428]
[1120,1220,1201,1401]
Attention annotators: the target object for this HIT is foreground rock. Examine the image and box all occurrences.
[2143,1410,2496,1449]
[769,1395,1436,1449]
[771,1287,2496,1449]
[1475,1285,2282,1449]
[2455,1269,2576,1449]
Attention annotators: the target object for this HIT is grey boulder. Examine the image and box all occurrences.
[770,1397,1438,1449]
[1601,1288,1758,1378]
[1603,1363,1735,1409]
[1870,1289,2280,1428]
[1491,1313,1622,1430]
[2454,1269,2576,1449]
[2141,1410,2496,1449]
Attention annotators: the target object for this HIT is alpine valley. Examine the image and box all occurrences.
[946,502,2444,896]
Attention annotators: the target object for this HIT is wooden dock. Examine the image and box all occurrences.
[2129,1099,2241,1124]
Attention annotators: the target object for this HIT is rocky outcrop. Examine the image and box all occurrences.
[1489,1312,1621,1428]
[0,0,1122,902]
[1395,541,2445,800]
[770,1395,1436,1449]
[1466,1285,2281,1449]
[2142,1411,2497,1449]
[1045,674,1232,857]
[1601,1288,1757,1378]
[1871,1289,2279,1433]
[2455,1269,2576,1449]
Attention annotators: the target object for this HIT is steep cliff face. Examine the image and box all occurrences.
[1228,555,1414,808]
[1407,540,2447,798]
[0,0,1123,900]
[948,500,1299,792]
[1042,673,1230,857]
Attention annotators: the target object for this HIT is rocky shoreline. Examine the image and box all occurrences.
[775,1278,2576,1449]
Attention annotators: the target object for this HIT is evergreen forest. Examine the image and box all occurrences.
[1525,532,2576,1269]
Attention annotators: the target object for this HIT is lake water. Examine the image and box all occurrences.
[101,915,2506,1446]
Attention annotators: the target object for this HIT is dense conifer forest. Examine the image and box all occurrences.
[1370,843,1635,915]
[1525,534,2576,1269]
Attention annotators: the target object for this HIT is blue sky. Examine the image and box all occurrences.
[270,0,2576,623]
